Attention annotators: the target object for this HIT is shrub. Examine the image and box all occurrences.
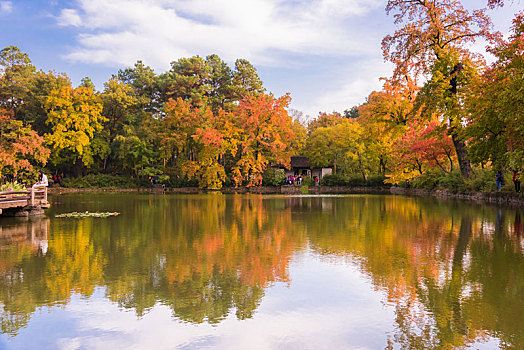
[346,176,366,187]
[319,174,387,187]
[0,181,26,191]
[167,176,199,188]
[412,170,443,190]
[437,171,468,193]
[465,168,497,192]
[223,176,233,188]
[319,174,347,186]
[300,185,310,194]
[397,181,411,188]
[262,168,286,186]
[62,174,150,189]
[302,176,316,187]
[366,175,388,187]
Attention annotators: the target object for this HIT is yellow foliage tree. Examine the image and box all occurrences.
[44,79,106,169]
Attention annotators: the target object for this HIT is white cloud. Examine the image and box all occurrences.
[16,256,398,350]
[58,9,82,26]
[292,59,394,118]
[57,0,384,70]
[0,1,13,14]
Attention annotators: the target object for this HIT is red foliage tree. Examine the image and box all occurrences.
[388,121,455,183]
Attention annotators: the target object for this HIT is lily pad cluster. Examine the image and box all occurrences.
[55,211,120,218]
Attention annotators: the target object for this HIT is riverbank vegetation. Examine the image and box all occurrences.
[0,0,522,192]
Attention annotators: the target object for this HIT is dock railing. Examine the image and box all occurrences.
[0,187,48,207]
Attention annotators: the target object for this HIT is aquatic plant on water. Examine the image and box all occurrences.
[55,211,120,218]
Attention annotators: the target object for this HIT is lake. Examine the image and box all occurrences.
[0,193,522,349]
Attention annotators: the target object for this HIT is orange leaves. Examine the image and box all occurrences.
[383,0,494,83]
[0,110,49,179]
[233,93,295,186]
[487,0,504,8]
[157,93,295,188]
[195,127,223,147]
[307,112,345,133]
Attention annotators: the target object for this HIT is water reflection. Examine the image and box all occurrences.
[0,194,523,349]
[0,217,50,334]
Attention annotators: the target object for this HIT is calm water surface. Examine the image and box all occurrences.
[0,193,523,349]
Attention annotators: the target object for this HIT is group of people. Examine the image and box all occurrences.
[285,175,303,185]
[496,168,521,192]
[284,175,320,186]
[51,174,64,187]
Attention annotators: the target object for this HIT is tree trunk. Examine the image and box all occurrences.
[448,63,473,178]
[451,132,473,178]
[74,160,83,177]
[379,156,386,174]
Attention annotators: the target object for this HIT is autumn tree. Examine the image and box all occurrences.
[0,46,36,120]
[0,109,49,181]
[387,121,455,183]
[357,81,420,175]
[487,0,504,8]
[466,12,524,169]
[358,84,416,135]
[307,112,345,134]
[306,118,381,178]
[382,0,495,178]
[154,98,203,177]
[232,93,295,186]
[44,78,107,173]
[192,108,241,189]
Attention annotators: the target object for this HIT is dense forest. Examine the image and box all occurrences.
[0,0,523,191]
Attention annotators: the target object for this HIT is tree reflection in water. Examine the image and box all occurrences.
[0,194,522,348]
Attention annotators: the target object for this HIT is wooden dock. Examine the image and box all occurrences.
[0,187,49,217]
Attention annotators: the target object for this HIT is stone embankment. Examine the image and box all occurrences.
[48,186,524,206]
[390,187,524,206]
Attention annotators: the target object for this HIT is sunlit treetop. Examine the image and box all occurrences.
[383,0,496,83]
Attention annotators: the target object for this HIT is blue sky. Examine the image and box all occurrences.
[1,0,522,118]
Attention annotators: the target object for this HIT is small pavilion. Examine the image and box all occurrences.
[281,156,332,180]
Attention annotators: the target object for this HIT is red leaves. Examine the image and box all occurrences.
[388,120,455,183]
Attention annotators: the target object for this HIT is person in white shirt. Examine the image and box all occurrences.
[33,170,48,188]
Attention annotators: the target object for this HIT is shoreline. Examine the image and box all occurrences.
[47,186,524,206]
[389,187,524,206]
